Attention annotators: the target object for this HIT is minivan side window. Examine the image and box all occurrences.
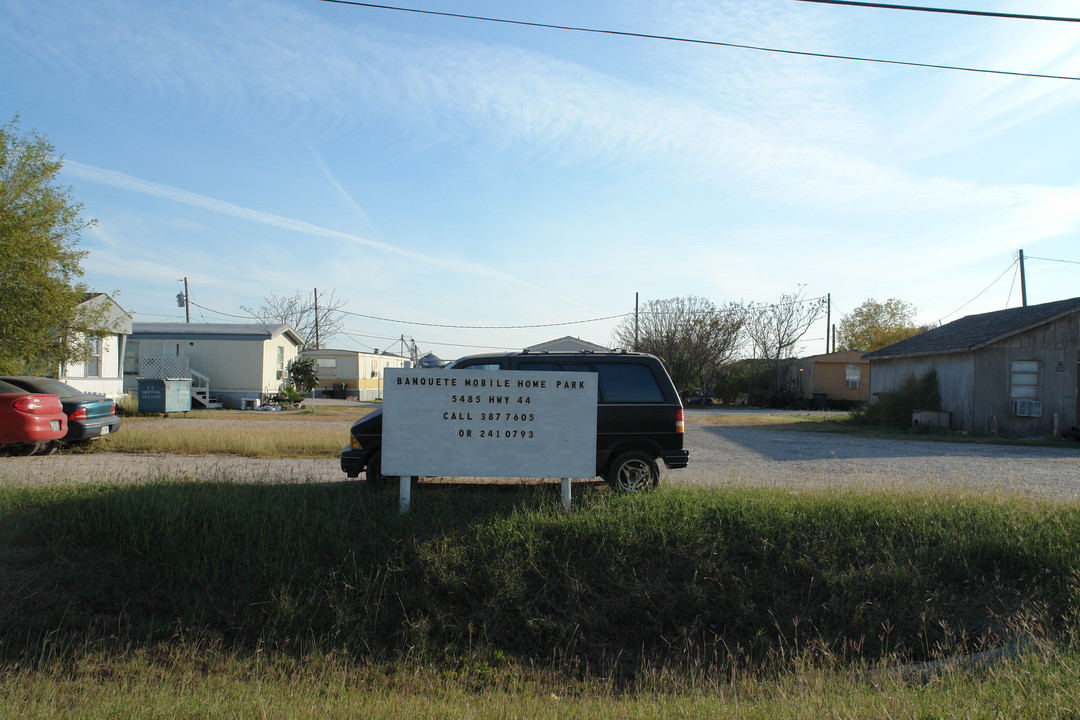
[517,362,561,372]
[596,363,664,403]
[454,362,502,370]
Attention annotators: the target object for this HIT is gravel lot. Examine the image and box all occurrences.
[2,413,1079,501]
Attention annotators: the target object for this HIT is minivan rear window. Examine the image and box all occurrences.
[596,363,664,403]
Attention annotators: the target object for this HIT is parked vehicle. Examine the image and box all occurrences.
[341,350,688,492]
[0,377,120,443]
[0,379,67,456]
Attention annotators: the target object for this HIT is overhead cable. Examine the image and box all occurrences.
[1025,255,1080,266]
[315,0,1080,81]
[937,258,1017,323]
[337,308,630,329]
[793,0,1080,23]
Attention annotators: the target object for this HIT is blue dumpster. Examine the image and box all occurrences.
[138,379,192,413]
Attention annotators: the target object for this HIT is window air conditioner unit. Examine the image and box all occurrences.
[1012,399,1041,417]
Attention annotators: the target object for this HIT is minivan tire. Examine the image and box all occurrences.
[606,450,660,493]
[366,450,388,491]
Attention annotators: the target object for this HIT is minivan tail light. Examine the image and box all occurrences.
[675,408,684,434]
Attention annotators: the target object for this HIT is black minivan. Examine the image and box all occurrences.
[340,350,688,492]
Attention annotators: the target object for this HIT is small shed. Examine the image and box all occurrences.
[300,348,408,401]
[864,297,1080,437]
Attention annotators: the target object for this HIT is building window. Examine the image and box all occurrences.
[845,363,860,389]
[1010,360,1041,416]
[277,347,285,380]
[316,358,337,378]
[123,340,140,375]
[86,337,103,377]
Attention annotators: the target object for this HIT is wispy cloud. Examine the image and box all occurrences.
[62,160,600,309]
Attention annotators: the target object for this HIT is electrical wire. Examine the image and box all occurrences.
[937,258,1018,323]
[337,308,630,329]
[792,0,1080,23]
[1024,255,1080,265]
[315,0,1080,81]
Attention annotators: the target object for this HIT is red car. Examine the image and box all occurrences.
[0,379,68,456]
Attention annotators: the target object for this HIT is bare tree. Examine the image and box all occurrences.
[742,287,828,402]
[241,289,347,350]
[611,295,743,392]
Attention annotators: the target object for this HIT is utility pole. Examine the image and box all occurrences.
[1018,250,1028,307]
[314,288,320,349]
[634,292,639,351]
[177,277,191,323]
[825,293,831,354]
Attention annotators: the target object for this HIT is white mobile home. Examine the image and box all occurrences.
[126,323,303,407]
[60,293,133,399]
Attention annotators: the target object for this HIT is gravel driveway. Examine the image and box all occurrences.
[2,418,1079,501]
[681,423,1080,501]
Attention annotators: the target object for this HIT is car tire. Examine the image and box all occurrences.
[35,441,60,456]
[605,450,660,493]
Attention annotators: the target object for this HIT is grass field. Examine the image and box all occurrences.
[94,406,374,458]
[2,481,1078,717]
[93,406,1069,460]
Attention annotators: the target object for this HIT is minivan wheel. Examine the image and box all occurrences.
[606,451,660,493]
[366,451,388,491]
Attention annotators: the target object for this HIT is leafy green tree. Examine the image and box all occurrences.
[0,116,102,374]
[287,357,319,396]
[836,298,932,352]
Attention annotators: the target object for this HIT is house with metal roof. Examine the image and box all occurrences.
[864,297,1080,437]
[125,323,303,408]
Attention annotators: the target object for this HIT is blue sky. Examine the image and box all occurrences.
[3,0,1079,359]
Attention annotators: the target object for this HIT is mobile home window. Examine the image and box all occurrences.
[316,358,337,377]
[86,337,103,377]
[845,363,860,389]
[277,347,285,379]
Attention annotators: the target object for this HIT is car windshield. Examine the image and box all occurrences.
[6,378,82,398]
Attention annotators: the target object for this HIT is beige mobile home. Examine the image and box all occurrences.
[126,323,303,407]
[301,348,408,401]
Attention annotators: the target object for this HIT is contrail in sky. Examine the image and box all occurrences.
[62,160,594,309]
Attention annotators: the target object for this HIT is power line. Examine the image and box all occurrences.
[937,258,1017,324]
[1025,255,1080,266]
[792,0,1080,23]
[315,0,1080,81]
[338,307,630,329]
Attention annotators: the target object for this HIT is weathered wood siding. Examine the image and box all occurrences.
[869,313,1079,437]
[869,353,975,430]
[975,316,1079,436]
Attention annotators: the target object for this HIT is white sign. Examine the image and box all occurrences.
[382,368,597,479]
